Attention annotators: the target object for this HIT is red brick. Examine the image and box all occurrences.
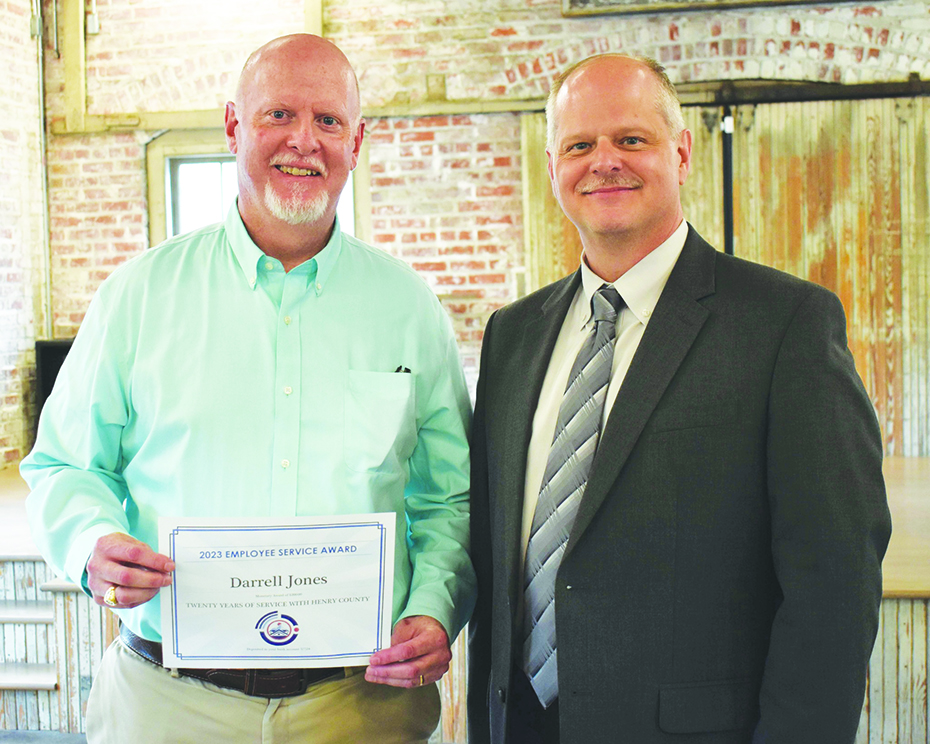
[451,260,486,271]
[469,274,506,284]
[414,116,449,127]
[400,131,435,142]
[477,186,515,197]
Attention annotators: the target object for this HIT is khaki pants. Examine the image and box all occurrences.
[86,640,441,743]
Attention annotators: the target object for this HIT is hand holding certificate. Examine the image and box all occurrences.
[158,514,395,669]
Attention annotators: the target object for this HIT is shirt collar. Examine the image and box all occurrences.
[579,219,689,327]
[224,200,345,296]
[225,201,264,290]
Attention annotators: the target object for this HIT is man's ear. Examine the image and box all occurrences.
[350,120,366,170]
[224,102,239,154]
[547,149,556,197]
[677,128,693,186]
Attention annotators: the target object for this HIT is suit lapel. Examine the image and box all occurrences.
[498,272,581,601]
[565,230,718,557]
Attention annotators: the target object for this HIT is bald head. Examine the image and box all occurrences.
[224,34,366,256]
[546,54,684,150]
[236,34,361,127]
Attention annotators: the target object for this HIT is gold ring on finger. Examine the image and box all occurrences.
[103,585,118,607]
[419,674,425,687]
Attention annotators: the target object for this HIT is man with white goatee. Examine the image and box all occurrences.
[23,34,475,743]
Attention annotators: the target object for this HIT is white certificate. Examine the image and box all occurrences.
[158,514,395,669]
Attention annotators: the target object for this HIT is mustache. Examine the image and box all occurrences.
[271,156,327,175]
[578,177,641,193]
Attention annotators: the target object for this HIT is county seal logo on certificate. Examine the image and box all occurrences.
[158,514,395,669]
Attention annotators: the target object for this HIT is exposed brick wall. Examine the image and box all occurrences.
[366,114,523,384]
[46,132,149,339]
[12,0,930,463]
[43,0,305,117]
[1,0,45,467]
[328,0,930,106]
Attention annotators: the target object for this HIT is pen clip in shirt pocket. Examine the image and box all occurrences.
[344,370,417,474]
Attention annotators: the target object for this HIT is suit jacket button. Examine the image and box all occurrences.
[498,687,506,703]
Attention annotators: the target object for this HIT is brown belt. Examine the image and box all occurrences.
[119,625,344,698]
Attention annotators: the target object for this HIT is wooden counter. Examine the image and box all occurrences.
[880,456,930,598]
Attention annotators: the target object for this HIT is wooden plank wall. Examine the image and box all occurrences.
[435,632,467,742]
[731,96,930,458]
[680,105,725,253]
[0,559,117,733]
[0,560,54,731]
[860,599,929,742]
[520,112,584,292]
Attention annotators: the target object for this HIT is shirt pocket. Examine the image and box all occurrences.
[344,370,417,474]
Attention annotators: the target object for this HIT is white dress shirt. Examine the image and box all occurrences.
[520,220,689,569]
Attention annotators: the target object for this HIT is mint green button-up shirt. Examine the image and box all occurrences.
[22,204,475,643]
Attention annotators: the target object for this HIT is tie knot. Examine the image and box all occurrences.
[591,284,623,325]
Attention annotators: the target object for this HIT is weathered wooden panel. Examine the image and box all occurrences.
[521,112,582,293]
[436,631,468,742]
[732,97,930,458]
[680,106,725,252]
[896,98,930,459]
[857,599,930,741]
[0,559,116,733]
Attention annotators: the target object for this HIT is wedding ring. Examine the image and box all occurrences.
[419,674,425,687]
[103,585,118,607]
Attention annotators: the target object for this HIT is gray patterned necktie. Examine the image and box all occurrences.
[523,283,624,708]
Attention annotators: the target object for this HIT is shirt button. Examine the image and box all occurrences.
[265,261,274,270]
[316,283,321,291]
[281,459,290,469]
[284,386,292,395]
[284,316,291,325]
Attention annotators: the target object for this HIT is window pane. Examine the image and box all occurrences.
[337,179,355,238]
[221,161,238,218]
[170,156,354,238]
[175,162,224,234]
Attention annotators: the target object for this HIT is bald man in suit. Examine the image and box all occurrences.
[467,54,890,744]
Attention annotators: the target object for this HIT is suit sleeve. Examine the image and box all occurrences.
[467,310,496,744]
[755,286,891,743]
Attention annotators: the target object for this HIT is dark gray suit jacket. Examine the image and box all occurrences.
[468,227,891,743]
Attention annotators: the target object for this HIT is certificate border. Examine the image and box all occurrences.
[166,520,389,662]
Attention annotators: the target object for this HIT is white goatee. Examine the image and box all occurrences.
[264,182,330,225]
